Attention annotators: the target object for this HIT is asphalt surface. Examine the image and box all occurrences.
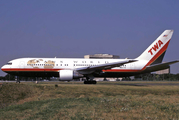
[1,80,179,86]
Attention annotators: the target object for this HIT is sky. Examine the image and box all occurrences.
[0,0,179,76]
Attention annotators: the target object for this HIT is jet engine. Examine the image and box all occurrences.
[59,70,83,81]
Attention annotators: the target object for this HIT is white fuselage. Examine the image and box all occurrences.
[1,57,147,78]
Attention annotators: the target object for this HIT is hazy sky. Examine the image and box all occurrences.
[0,0,179,76]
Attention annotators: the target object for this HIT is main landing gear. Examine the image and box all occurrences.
[84,76,97,84]
[84,80,97,84]
[83,76,97,84]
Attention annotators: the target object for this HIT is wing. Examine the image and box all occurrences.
[145,60,179,72]
[76,59,137,74]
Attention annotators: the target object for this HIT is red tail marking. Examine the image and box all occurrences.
[158,40,163,47]
[148,40,163,55]
[152,43,159,51]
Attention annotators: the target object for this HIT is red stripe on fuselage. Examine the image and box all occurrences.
[1,68,62,72]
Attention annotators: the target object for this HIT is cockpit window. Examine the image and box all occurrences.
[6,62,12,65]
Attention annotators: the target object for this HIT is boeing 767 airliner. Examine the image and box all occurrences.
[1,30,179,84]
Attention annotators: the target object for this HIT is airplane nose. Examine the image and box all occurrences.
[1,65,5,71]
[1,61,13,72]
[1,65,8,72]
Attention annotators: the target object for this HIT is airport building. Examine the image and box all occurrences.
[84,54,120,59]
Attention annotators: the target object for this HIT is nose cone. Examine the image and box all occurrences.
[1,65,9,72]
[1,61,13,73]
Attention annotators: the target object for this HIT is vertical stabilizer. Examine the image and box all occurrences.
[136,30,174,65]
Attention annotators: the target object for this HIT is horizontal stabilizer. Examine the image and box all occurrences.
[145,60,179,72]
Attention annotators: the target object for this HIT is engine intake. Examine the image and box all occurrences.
[59,70,83,81]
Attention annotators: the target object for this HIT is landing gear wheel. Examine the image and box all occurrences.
[84,80,97,84]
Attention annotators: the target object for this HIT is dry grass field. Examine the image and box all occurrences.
[0,81,179,120]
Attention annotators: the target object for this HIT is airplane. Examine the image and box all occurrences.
[1,30,179,84]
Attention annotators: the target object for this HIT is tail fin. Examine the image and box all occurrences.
[136,30,174,65]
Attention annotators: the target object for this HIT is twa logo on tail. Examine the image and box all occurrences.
[148,40,163,55]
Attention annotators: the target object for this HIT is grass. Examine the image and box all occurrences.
[0,81,179,119]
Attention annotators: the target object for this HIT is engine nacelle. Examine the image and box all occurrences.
[59,70,83,81]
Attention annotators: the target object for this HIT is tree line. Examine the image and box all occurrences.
[0,73,179,81]
[134,73,179,81]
